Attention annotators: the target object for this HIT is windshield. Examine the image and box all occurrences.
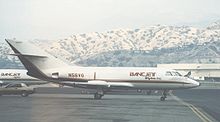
[165,71,182,76]
[165,71,173,76]
[172,71,182,76]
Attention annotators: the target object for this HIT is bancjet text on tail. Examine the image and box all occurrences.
[0,69,48,86]
[5,39,200,101]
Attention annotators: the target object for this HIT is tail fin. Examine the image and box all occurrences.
[5,39,69,79]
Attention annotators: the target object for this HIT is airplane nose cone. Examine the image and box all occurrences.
[194,81,200,87]
[189,78,200,88]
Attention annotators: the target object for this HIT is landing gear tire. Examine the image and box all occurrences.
[160,97,165,101]
[94,93,103,100]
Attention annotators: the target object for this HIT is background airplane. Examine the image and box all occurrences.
[5,39,200,101]
[0,69,48,86]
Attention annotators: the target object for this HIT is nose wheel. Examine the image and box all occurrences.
[160,90,168,101]
[160,96,166,101]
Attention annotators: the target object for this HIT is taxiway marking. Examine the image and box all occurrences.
[170,93,213,122]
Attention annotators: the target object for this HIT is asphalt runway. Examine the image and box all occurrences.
[0,88,219,122]
[174,89,220,122]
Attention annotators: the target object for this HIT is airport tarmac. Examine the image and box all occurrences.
[0,88,219,122]
[174,89,220,122]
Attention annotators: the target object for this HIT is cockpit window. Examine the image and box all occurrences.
[175,72,182,76]
[171,71,182,76]
[165,71,172,76]
[166,71,182,76]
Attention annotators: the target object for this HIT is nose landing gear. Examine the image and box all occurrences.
[160,90,168,101]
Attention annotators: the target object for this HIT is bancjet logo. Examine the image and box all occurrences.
[129,72,157,80]
[130,72,156,77]
[1,73,21,77]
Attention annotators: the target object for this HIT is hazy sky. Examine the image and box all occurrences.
[0,0,220,41]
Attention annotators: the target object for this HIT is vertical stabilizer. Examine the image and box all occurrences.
[5,39,69,79]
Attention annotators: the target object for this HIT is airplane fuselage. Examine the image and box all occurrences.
[45,67,200,90]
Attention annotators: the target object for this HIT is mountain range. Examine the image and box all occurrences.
[0,20,220,68]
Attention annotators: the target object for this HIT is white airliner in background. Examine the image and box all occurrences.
[5,39,200,101]
[0,69,48,86]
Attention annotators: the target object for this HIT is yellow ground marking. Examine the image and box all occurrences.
[170,92,213,122]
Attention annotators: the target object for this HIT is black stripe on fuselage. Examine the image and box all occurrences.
[57,77,190,84]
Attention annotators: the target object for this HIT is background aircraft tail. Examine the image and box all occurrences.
[5,39,69,79]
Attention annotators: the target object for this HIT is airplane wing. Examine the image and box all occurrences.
[56,80,134,89]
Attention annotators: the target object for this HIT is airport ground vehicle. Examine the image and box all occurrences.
[0,83,35,97]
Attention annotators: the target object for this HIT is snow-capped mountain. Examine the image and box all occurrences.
[1,21,220,68]
[0,42,23,68]
[207,20,220,30]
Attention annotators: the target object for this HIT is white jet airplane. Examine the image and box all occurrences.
[0,69,48,86]
[5,39,200,101]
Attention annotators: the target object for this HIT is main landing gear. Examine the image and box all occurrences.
[94,90,104,100]
[160,90,168,101]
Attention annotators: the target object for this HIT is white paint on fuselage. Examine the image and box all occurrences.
[44,67,200,90]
